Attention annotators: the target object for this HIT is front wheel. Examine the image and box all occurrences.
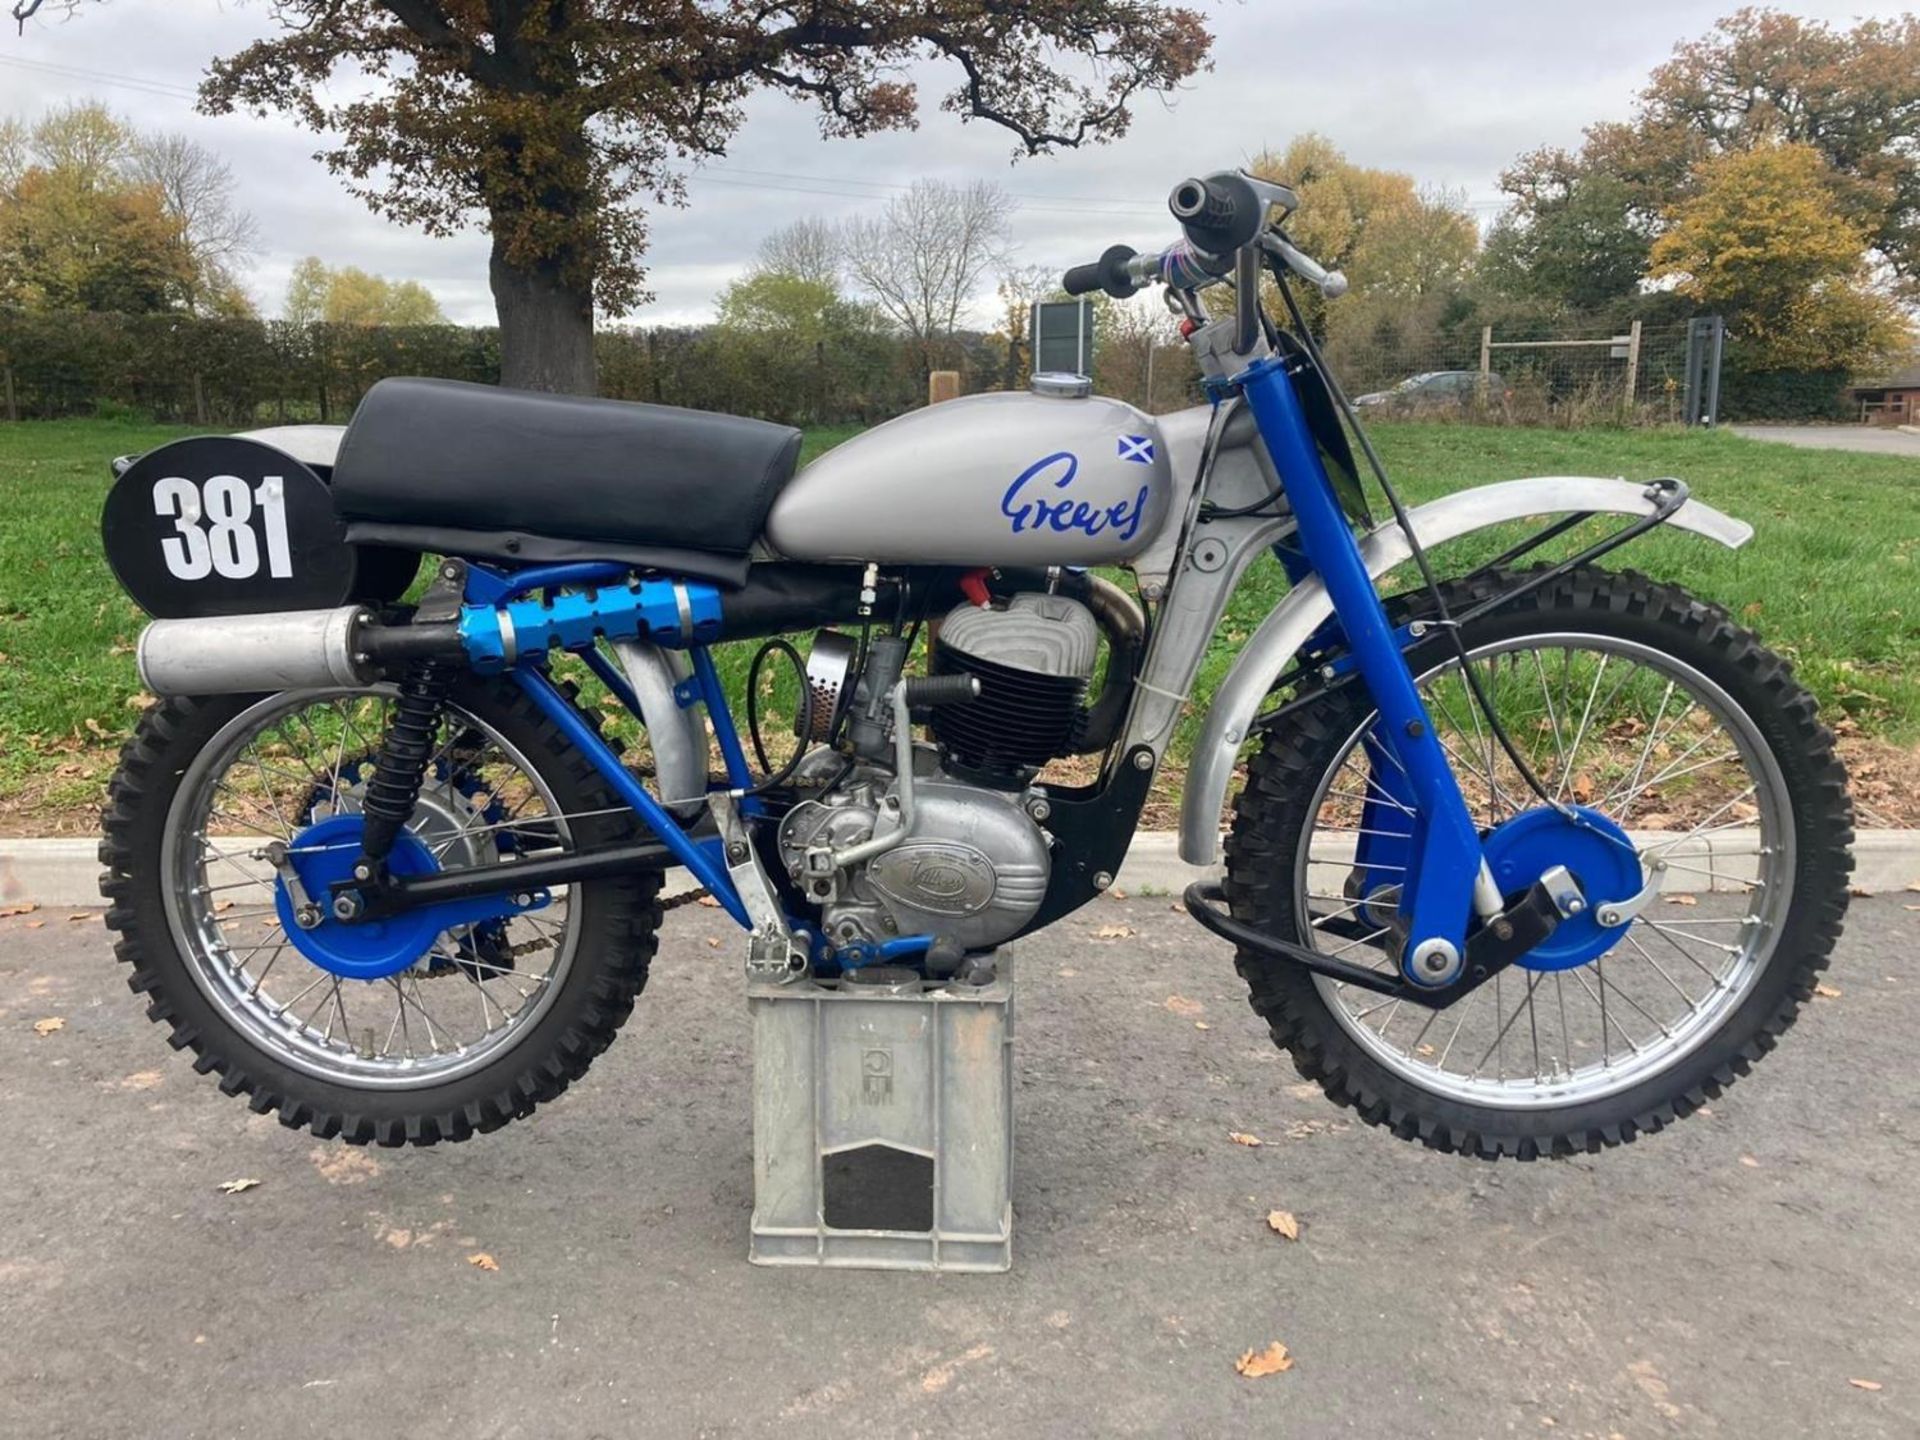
[1225,568,1853,1158]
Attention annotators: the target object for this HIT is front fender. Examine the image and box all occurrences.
[1177,476,1753,865]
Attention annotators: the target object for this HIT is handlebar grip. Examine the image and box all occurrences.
[1169,176,1237,228]
[1062,261,1105,297]
[1167,171,1265,257]
[1060,244,1142,300]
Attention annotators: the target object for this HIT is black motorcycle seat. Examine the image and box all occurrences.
[330,378,804,576]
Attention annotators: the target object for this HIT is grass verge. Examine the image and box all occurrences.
[1,415,1914,831]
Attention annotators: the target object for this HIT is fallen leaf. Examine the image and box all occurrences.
[26,920,44,929]
[1904,904,1920,912]
[1414,1043,1436,1057]
[467,1252,500,1272]
[1814,983,1842,999]
[1195,1021,1211,1031]
[695,894,721,908]
[1738,1155,1760,1169]
[217,1178,262,1194]
[1109,886,1127,899]
[1235,1341,1293,1378]
[32,1016,64,1036]
[1665,894,1699,907]
[1091,924,1133,940]
[1164,994,1204,1018]
[705,937,720,949]
[66,912,92,923]
[1848,886,1871,898]
[0,902,38,918]
[1848,1379,1883,1392]
[1228,1131,1264,1148]
[84,717,111,739]
[1266,1209,1300,1241]
[1570,773,1595,803]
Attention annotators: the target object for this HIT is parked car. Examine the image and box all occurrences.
[1351,369,1507,414]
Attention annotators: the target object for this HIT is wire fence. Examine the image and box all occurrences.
[1317,321,1710,427]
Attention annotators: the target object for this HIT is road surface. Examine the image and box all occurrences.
[1731,424,1920,458]
[3,896,1916,1438]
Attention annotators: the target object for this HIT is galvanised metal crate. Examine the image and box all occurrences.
[748,958,1013,1272]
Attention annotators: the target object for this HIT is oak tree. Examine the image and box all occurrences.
[57,1,1210,393]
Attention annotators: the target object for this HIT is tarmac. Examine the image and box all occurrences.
[3,894,1916,1438]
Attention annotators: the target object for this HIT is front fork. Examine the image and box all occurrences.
[1236,354,1500,985]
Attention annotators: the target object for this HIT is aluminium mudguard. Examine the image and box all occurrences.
[1176,477,1755,865]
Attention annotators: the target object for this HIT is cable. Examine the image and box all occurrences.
[1270,263,1566,815]
[744,638,813,796]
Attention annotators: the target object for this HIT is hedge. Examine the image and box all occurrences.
[0,309,1008,428]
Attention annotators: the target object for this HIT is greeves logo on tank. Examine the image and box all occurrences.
[1001,452,1149,543]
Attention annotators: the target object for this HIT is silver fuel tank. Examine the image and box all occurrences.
[764,389,1175,567]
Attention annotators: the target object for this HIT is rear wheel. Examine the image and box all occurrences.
[100,676,663,1145]
[1225,569,1853,1158]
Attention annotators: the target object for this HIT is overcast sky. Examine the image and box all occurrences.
[3,1,1911,325]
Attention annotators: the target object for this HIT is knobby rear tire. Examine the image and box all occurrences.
[99,675,664,1146]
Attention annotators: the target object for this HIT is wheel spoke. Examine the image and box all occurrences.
[1294,620,1791,1116]
[172,689,582,1089]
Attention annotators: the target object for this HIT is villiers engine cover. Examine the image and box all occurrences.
[865,781,1051,950]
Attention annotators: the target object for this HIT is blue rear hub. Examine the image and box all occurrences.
[1480,806,1642,971]
[274,814,547,980]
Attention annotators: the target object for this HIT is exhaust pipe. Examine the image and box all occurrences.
[138,606,374,696]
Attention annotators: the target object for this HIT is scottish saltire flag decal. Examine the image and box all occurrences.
[1118,434,1155,464]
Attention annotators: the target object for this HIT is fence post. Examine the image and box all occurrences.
[2,364,15,422]
[192,372,209,427]
[1479,326,1492,384]
[928,371,961,406]
[1623,320,1642,410]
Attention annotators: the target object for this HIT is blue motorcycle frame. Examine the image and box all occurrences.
[436,346,1637,990]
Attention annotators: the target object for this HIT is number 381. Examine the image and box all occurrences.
[153,474,294,582]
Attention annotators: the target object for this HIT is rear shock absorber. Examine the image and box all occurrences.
[353,656,453,885]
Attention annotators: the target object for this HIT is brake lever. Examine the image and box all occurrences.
[1262,233,1348,300]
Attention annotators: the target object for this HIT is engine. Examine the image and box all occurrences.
[775,590,1102,957]
[929,592,1101,787]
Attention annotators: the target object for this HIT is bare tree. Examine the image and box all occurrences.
[129,132,259,311]
[994,263,1058,389]
[843,179,1015,373]
[756,216,841,287]
[0,116,25,191]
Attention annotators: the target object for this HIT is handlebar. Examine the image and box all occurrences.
[1058,169,1346,305]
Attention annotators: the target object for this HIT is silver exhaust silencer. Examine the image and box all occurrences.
[138,605,373,696]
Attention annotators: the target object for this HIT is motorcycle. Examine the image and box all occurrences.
[98,170,1852,1159]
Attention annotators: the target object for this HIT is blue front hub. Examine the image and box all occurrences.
[1480,806,1643,971]
[274,814,547,980]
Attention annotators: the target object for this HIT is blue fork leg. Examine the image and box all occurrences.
[1236,354,1486,978]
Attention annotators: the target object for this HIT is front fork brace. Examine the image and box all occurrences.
[1183,877,1564,1010]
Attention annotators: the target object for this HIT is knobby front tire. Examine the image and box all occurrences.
[1225,568,1853,1159]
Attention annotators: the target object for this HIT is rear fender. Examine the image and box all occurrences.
[1177,476,1754,865]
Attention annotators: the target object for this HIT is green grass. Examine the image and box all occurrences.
[1,416,1915,818]
[1188,423,1920,757]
